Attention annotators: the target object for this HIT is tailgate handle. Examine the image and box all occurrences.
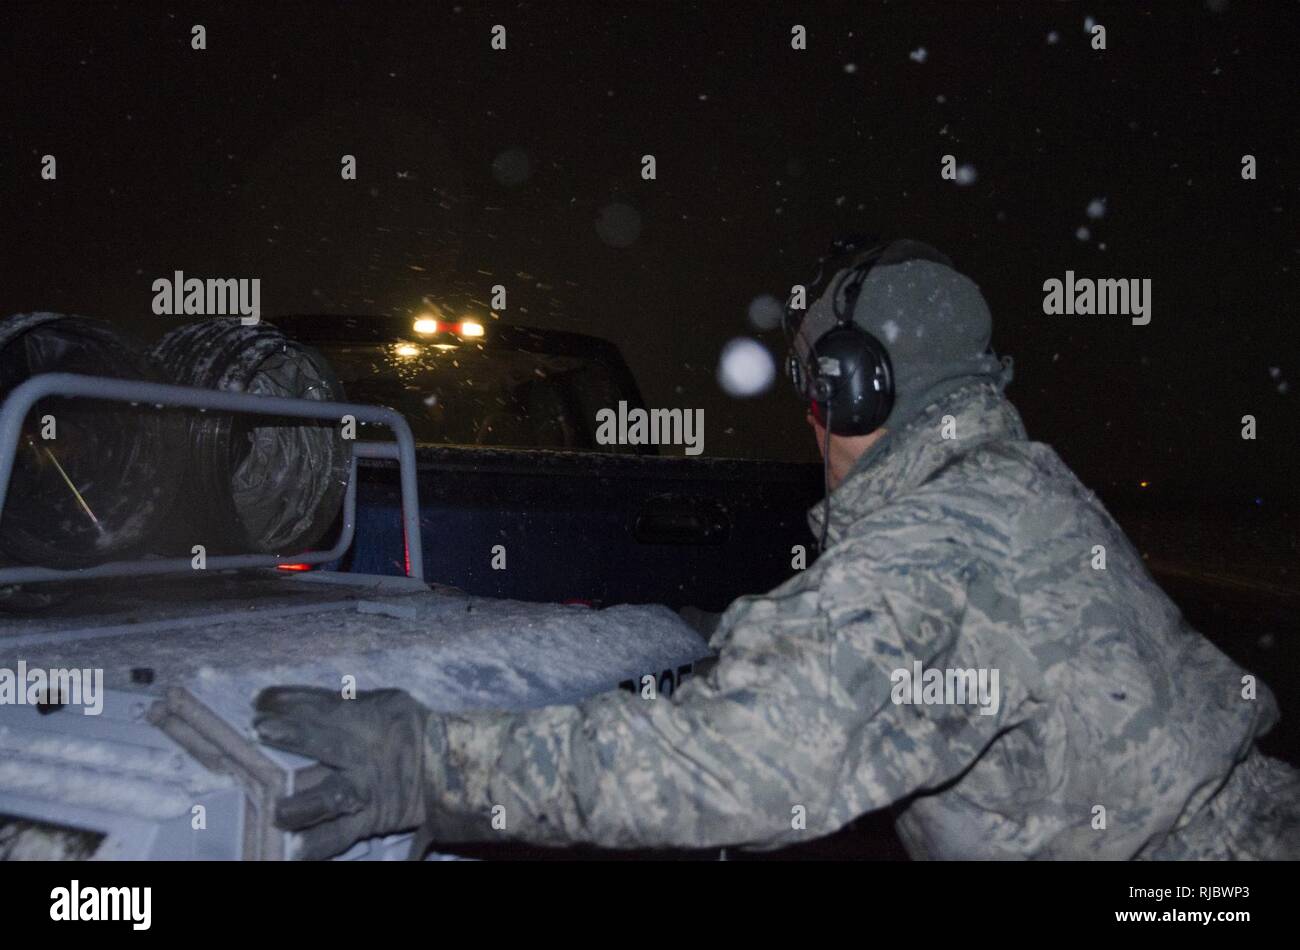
[633,496,730,545]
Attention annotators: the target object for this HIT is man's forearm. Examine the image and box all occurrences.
[418,683,849,851]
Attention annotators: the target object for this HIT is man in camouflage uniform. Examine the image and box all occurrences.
[255,240,1299,860]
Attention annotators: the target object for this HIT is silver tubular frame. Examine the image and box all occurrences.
[0,372,424,583]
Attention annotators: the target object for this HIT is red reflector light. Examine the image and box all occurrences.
[277,563,313,572]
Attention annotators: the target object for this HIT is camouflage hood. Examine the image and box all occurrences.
[808,380,1028,545]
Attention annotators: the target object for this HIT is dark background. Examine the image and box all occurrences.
[3,0,1297,501]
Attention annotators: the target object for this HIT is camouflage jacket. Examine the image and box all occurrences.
[420,381,1297,858]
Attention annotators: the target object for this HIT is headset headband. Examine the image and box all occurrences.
[783,234,886,344]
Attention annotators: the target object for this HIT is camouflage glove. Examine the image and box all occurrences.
[253,686,435,860]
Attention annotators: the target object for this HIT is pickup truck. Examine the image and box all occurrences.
[268,314,825,610]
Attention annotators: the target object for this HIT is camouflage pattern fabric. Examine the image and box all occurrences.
[417,381,1298,858]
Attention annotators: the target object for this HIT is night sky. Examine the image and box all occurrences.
[4,0,1297,506]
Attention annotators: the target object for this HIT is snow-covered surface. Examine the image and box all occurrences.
[0,574,708,845]
[187,593,706,737]
[2,574,710,740]
[0,741,224,821]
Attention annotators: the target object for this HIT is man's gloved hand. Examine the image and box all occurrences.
[253,686,433,860]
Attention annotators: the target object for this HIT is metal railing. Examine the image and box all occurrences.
[0,372,424,584]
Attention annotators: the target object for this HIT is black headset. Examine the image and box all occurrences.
[784,235,899,437]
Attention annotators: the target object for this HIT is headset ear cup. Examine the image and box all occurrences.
[865,334,895,430]
[811,326,894,436]
[788,235,915,435]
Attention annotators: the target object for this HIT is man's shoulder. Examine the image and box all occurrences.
[849,437,1086,556]
[833,498,983,580]
[915,437,1083,517]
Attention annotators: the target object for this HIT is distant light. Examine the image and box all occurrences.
[1255,497,1264,507]
[395,343,421,358]
[1139,481,1149,488]
[413,317,440,334]
[458,321,484,338]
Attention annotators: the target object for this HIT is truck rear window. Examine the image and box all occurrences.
[318,341,637,452]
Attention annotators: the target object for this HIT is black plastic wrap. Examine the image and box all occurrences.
[0,313,179,568]
[149,320,349,554]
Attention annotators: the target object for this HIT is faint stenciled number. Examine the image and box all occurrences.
[619,664,693,697]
